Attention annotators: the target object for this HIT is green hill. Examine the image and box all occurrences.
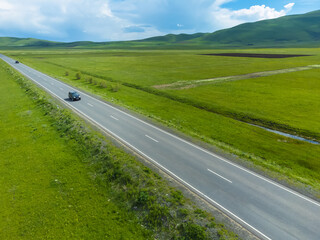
[0,37,60,47]
[196,9,320,47]
[0,10,319,49]
[139,33,206,43]
[139,10,320,48]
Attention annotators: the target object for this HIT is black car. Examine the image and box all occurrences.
[68,91,81,101]
[15,60,19,64]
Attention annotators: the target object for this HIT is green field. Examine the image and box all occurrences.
[4,48,320,195]
[0,62,151,239]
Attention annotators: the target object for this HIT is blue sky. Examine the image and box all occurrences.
[0,0,319,42]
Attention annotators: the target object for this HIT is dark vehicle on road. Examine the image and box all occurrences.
[68,91,81,101]
[15,60,19,64]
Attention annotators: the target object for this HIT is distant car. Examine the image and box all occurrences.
[15,60,19,64]
[68,91,81,101]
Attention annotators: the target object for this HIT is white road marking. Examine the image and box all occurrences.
[145,135,159,143]
[50,82,54,85]
[59,87,64,91]
[87,103,94,107]
[208,169,232,183]
[110,115,119,121]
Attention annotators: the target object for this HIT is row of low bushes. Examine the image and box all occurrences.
[66,70,121,92]
[46,60,319,141]
[5,65,238,240]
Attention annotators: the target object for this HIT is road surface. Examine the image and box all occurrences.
[1,54,319,240]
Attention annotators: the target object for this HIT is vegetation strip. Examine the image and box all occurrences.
[1,61,239,239]
[153,65,320,89]
[31,59,320,142]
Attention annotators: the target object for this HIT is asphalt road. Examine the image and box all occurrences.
[1,54,320,240]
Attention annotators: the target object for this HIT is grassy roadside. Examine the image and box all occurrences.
[0,61,151,239]
[0,61,238,239]
[6,49,320,195]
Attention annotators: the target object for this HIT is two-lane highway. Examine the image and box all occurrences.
[1,54,320,240]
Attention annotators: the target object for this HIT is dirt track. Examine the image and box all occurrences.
[154,65,320,90]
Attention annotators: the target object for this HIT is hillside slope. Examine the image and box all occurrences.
[138,10,320,48]
[196,10,320,47]
[0,37,59,47]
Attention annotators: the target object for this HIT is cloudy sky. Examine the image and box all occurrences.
[0,0,319,42]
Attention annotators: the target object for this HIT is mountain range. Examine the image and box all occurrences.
[0,10,319,49]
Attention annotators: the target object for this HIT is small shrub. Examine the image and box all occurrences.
[178,208,189,217]
[194,208,207,218]
[100,81,107,88]
[207,218,216,228]
[65,71,69,76]
[137,190,149,206]
[111,83,121,92]
[144,205,170,228]
[75,72,81,80]
[169,190,184,205]
[179,222,207,240]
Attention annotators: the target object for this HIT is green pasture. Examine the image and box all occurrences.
[0,62,151,239]
[168,68,320,138]
[4,48,320,194]
[7,48,320,87]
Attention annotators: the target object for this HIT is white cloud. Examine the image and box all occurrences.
[232,5,286,20]
[210,2,295,30]
[285,3,295,10]
[99,3,114,18]
[0,0,300,42]
[212,0,234,8]
[0,1,12,10]
[0,0,164,41]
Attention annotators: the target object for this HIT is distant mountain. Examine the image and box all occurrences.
[0,37,60,47]
[139,9,320,48]
[0,10,319,49]
[197,9,320,47]
[139,33,206,43]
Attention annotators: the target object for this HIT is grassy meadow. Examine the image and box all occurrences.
[0,62,152,239]
[169,68,320,138]
[0,60,238,239]
[4,48,320,195]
